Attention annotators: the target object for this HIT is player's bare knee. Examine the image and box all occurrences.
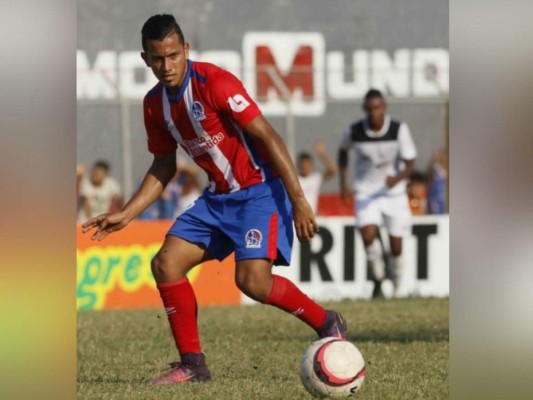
[361,231,376,248]
[391,247,402,257]
[150,254,163,281]
[151,253,175,281]
[362,237,375,248]
[389,238,403,257]
[360,225,379,247]
[235,270,271,302]
[234,271,254,294]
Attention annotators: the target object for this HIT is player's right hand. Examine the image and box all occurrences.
[292,199,319,243]
[81,211,131,241]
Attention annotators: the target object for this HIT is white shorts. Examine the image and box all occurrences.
[355,194,412,237]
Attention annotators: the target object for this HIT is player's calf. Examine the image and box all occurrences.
[236,260,347,338]
[388,236,404,296]
[364,240,386,299]
[365,239,385,282]
[151,254,177,282]
[388,254,404,296]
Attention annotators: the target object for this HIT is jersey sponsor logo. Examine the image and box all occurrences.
[228,94,250,112]
[182,132,225,157]
[191,101,207,121]
[245,229,263,249]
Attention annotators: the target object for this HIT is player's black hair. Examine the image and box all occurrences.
[93,160,110,171]
[297,152,314,163]
[364,88,384,103]
[141,14,185,50]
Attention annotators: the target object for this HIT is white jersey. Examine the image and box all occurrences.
[175,189,202,217]
[298,172,323,213]
[340,115,417,198]
[78,177,121,220]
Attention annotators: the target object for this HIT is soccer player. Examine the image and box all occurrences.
[82,14,347,384]
[338,89,417,298]
[297,140,338,213]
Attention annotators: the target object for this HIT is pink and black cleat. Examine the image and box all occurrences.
[316,310,348,340]
[150,353,211,385]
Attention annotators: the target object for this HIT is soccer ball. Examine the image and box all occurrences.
[300,337,366,398]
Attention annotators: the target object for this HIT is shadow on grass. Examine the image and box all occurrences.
[78,376,146,384]
[348,327,449,343]
[265,326,448,344]
[347,330,449,343]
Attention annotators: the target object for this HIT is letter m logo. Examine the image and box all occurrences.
[243,32,325,116]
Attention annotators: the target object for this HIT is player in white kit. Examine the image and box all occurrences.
[338,89,417,298]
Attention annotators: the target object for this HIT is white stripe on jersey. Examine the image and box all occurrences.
[230,119,266,182]
[183,84,241,193]
[162,90,184,146]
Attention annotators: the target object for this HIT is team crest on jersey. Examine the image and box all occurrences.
[245,229,263,249]
[191,101,206,121]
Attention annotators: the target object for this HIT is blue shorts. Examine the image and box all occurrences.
[167,178,294,266]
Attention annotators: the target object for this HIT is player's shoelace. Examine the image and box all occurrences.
[157,362,195,382]
[168,361,181,370]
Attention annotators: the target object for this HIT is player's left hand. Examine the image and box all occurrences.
[293,199,319,243]
[386,175,399,188]
[81,211,131,241]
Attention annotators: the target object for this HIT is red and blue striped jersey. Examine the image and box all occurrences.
[143,60,276,194]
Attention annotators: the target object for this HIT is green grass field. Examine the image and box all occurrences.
[78,298,448,400]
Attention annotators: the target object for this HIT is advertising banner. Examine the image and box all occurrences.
[77,221,241,311]
[258,215,449,303]
[77,216,448,311]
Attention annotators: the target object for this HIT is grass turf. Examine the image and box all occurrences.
[78,297,448,400]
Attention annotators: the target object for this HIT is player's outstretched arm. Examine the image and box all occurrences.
[314,140,337,181]
[81,152,177,241]
[244,115,319,243]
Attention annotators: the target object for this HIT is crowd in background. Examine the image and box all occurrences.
[77,161,123,222]
[76,160,202,222]
[77,147,447,222]
[296,141,447,217]
[407,149,448,216]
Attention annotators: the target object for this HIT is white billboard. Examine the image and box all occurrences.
[244,215,449,303]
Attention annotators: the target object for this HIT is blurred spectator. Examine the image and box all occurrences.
[427,149,448,214]
[175,165,202,217]
[408,171,428,215]
[138,174,180,220]
[78,160,123,221]
[297,140,337,213]
[138,163,201,220]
